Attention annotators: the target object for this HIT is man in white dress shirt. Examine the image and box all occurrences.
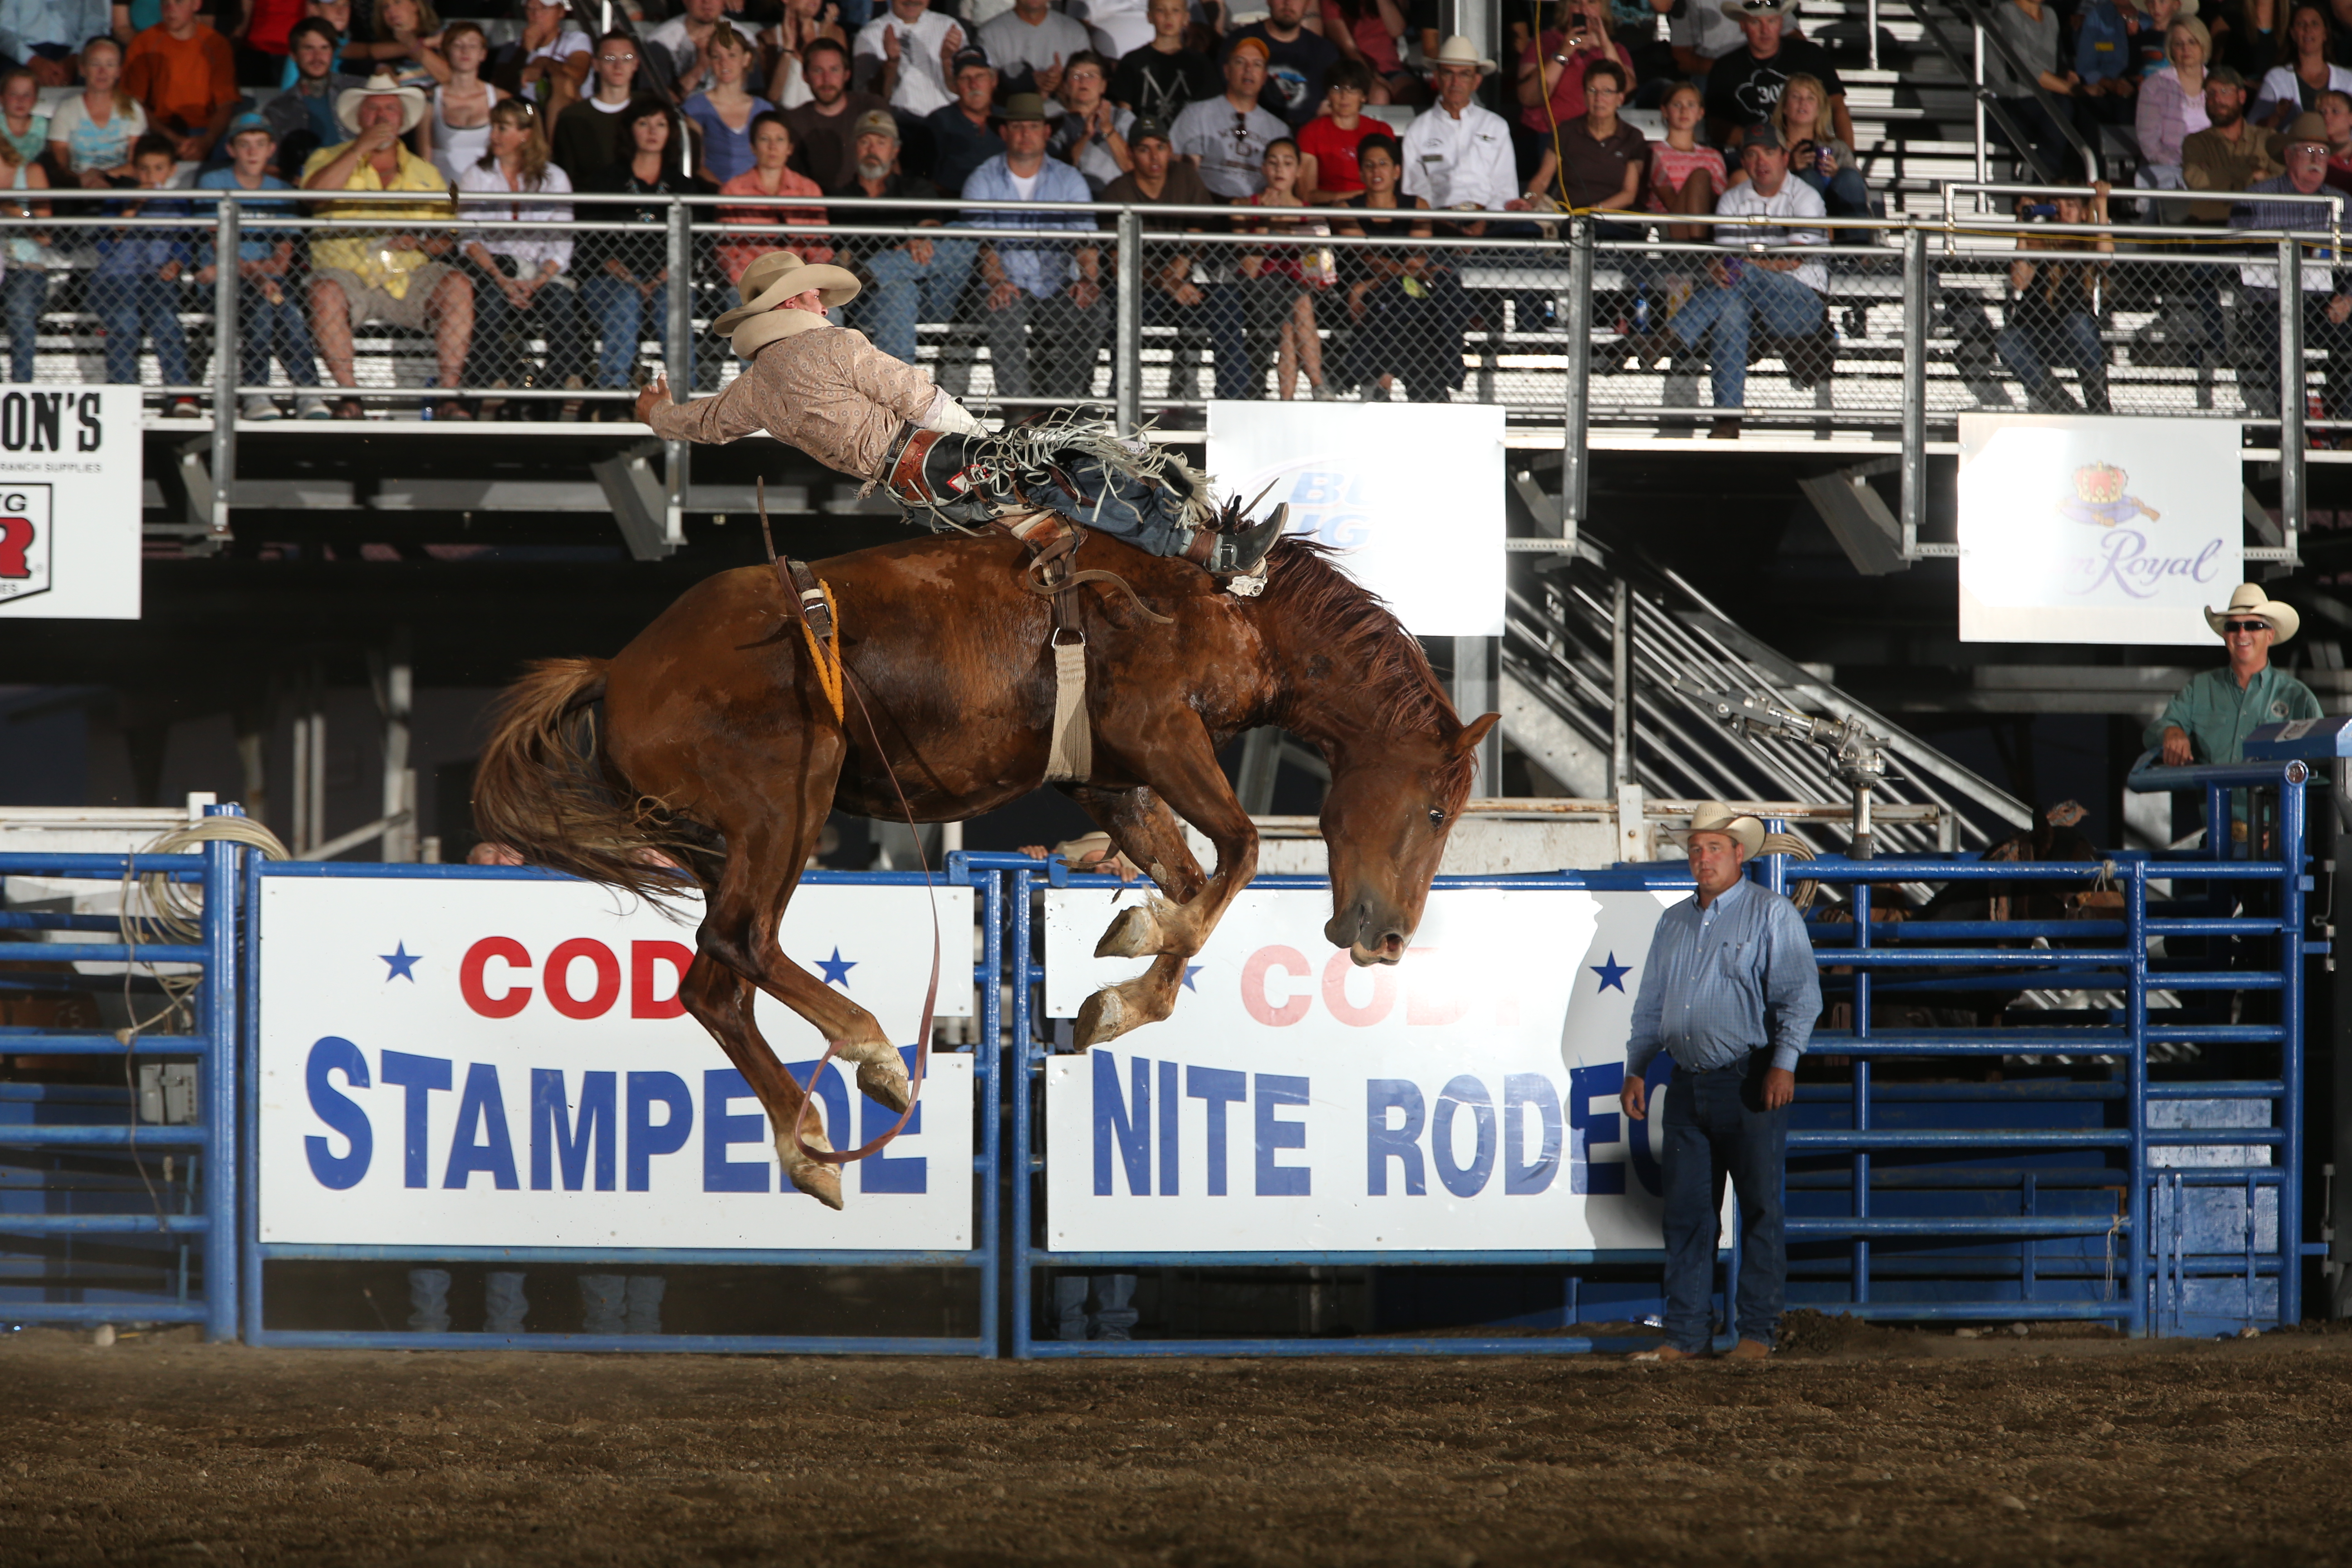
[854,0,966,118]
[1400,35,1535,229]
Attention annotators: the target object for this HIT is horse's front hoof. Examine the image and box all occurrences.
[1094,902,1162,959]
[856,1054,912,1115]
[786,1160,845,1210]
[1073,986,1131,1049]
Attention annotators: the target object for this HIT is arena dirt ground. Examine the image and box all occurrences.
[6,1316,2352,1567]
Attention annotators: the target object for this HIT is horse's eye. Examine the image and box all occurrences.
[1427,808,1446,826]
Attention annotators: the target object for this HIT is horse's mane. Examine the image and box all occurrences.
[1255,539,1473,784]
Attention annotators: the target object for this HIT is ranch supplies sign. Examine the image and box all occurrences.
[1955,413,2241,644]
[1043,884,1726,1254]
[0,386,140,620]
[257,874,974,1251]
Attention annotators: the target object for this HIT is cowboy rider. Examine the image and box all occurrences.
[632,248,1287,578]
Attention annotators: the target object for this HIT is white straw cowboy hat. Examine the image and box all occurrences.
[710,250,864,335]
[1719,0,1796,17]
[1429,34,1497,72]
[1662,801,1814,860]
[2204,583,2299,642]
[334,72,430,135]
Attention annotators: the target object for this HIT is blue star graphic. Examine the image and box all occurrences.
[1590,951,1631,993]
[380,941,422,982]
[1181,963,1203,992]
[816,947,857,987]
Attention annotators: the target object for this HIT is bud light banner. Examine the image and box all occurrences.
[257,872,975,1251]
[1956,414,2242,644]
[1042,884,1727,1254]
[1207,401,1504,637]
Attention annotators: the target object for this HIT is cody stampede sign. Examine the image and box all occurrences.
[0,387,139,620]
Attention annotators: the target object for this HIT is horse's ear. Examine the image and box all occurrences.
[1451,712,1500,755]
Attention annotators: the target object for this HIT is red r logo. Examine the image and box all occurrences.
[0,516,31,579]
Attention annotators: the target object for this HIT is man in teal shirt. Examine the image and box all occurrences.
[2146,583,2323,829]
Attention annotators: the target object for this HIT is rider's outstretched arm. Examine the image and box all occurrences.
[643,373,768,446]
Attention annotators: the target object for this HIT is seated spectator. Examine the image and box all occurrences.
[124,0,238,161]
[1668,0,1746,97]
[275,0,354,91]
[548,31,642,185]
[2134,14,2212,191]
[228,0,303,87]
[1772,70,1868,217]
[1648,78,1728,240]
[458,98,585,417]
[1239,137,1331,399]
[827,108,972,364]
[926,49,1005,196]
[764,0,852,110]
[1997,180,2113,412]
[0,0,109,88]
[2133,0,2194,78]
[0,124,49,384]
[47,39,149,188]
[578,100,711,409]
[302,73,476,418]
[2184,66,2282,220]
[1515,0,1637,188]
[422,22,504,180]
[1704,0,1852,153]
[716,111,833,284]
[1298,57,1379,201]
[512,0,590,118]
[683,26,776,186]
[784,38,890,189]
[1662,124,1827,437]
[344,0,442,88]
[196,113,328,418]
[92,133,195,413]
[646,0,761,103]
[0,68,41,168]
[1099,115,1254,408]
[1549,57,1646,220]
[263,16,364,179]
[1226,0,1338,130]
[979,0,1092,100]
[1319,0,1414,105]
[1171,37,1289,197]
[853,0,964,120]
[965,93,1106,401]
[2255,1,2352,127]
[2072,0,2140,122]
[2232,114,2352,429]
[1332,132,1467,400]
[1078,0,1153,62]
[1402,36,1539,227]
[1109,0,1220,124]
[1980,0,2093,179]
[2321,85,2352,187]
[1050,50,1134,193]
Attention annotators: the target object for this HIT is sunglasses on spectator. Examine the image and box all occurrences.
[2224,620,2271,633]
[598,51,637,62]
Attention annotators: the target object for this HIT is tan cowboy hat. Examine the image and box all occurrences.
[1719,0,1795,16]
[1429,34,1496,73]
[334,71,429,136]
[711,249,863,335]
[1662,801,1767,859]
[2204,583,2299,642]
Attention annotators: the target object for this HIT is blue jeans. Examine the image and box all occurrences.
[237,286,321,388]
[580,274,662,390]
[1054,1274,1137,1340]
[0,268,43,382]
[848,237,976,364]
[1659,1055,1788,1352]
[1142,284,1252,401]
[93,272,190,388]
[1671,266,1825,412]
[1793,166,1872,219]
[1995,309,2109,412]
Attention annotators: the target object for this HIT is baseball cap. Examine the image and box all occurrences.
[1229,35,1270,60]
[950,45,992,74]
[224,111,274,142]
[1130,116,1170,145]
[853,108,899,140]
[1742,122,1784,152]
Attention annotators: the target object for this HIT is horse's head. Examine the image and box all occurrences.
[1319,712,1499,965]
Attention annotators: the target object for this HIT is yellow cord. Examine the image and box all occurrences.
[799,580,846,724]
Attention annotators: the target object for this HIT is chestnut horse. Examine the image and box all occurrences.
[471,534,1498,1208]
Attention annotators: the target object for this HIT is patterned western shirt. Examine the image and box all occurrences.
[1625,875,1823,1077]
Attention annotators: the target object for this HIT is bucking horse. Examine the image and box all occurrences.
[470,530,1499,1208]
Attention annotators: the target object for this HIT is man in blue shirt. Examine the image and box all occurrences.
[1620,801,1820,1361]
[963,93,1107,401]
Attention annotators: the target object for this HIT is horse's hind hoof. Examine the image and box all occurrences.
[1073,986,1131,1049]
[1094,902,1163,959]
[787,1160,844,1210]
[856,1054,912,1116]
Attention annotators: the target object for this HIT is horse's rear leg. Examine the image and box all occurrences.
[679,956,841,1209]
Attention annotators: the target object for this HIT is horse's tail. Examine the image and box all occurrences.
[471,657,691,903]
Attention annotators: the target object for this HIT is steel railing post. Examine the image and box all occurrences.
[665,199,691,534]
[1115,207,1141,432]
[2126,859,2149,1334]
[1562,217,1593,537]
[1973,24,1989,185]
[200,808,240,1343]
[1009,868,1035,1358]
[1901,226,1927,557]
[2279,766,2308,1327]
[2280,236,2306,545]
[209,197,239,544]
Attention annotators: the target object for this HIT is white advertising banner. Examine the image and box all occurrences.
[1043,883,1729,1254]
[0,386,142,620]
[257,874,974,1250]
[1206,400,1505,637]
[1956,414,2241,644]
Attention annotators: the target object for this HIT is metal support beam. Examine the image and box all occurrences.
[1236,728,1281,814]
[1559,218,1593,541]
[1799,460,1908,576]
[371,629,415,864]
[1115,207,1142,432]
[592,440,683,560]
[2278,237,2307,569]
[664,200,693,543]
[1900,226,1927,557]
[1610,576,1644,860]
[1451,636,1499,795]
[207,198,238,548]
[2334,757,2352,1317]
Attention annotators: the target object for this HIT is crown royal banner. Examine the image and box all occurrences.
[1955,415,2244,644]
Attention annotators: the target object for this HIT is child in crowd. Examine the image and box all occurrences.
[0,128,51,383]
[195,113,328,418]
[1298,57,1379,201]
[92,134,196,412]
[1239,137,1332,399]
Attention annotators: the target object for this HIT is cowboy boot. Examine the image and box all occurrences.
[1186,504,1287,579]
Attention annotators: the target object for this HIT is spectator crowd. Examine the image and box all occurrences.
[0,0,1884,418]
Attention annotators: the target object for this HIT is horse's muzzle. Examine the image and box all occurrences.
[1327,902,1410,966]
